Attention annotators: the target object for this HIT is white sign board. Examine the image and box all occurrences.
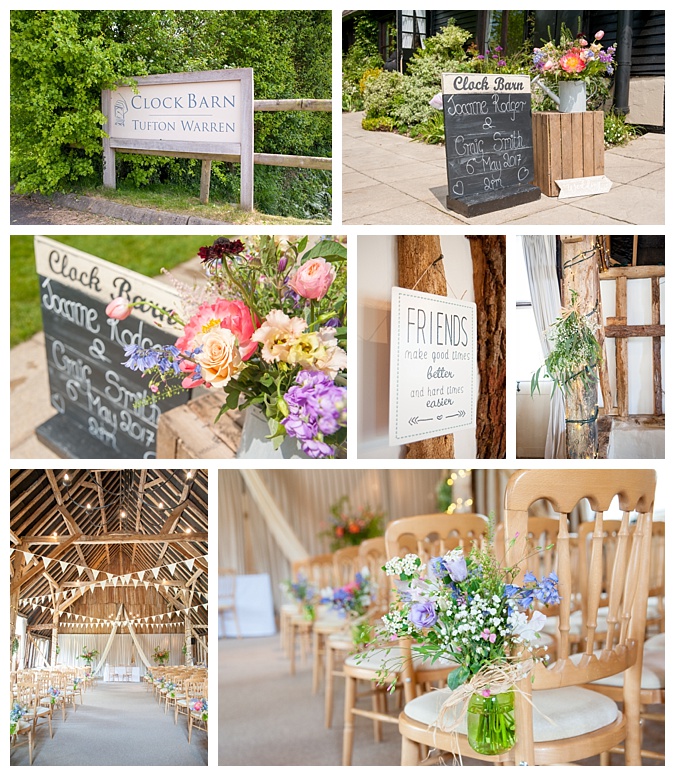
[102,68,254,210]
[108,80,242,144]
[556,175,613,199]
[389,287,476,446]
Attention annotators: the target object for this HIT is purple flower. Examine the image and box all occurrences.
[281,370,347,458]
[409,601,438,628]
[445,551,468,582]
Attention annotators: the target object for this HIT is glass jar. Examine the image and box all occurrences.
[466,689,516,755]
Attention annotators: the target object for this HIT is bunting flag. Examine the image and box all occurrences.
[43,557,51,569]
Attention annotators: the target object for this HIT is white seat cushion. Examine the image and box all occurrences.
[644,632,665,651]
[345,646,455,674]
[404,685,618,742]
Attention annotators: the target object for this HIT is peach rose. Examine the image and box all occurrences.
[288,257,336,300]
[105,297,133,320]
[194,328,245,387]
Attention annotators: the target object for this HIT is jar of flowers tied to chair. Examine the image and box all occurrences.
[377,535,559,755]
[322,568,373,648]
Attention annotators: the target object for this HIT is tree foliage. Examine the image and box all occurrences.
[10,10,332,216]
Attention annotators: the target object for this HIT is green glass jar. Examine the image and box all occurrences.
[466,690,516,755]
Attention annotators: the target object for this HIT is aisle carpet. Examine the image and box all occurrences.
[218,635,664,767]
[10,680,207,766]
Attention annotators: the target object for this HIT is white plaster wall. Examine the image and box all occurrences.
[599,275,665,415]
[357,234,478,459]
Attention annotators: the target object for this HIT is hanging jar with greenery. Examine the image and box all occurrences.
[530,291,602,396]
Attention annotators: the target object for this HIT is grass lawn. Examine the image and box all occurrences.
[10,234,221,347]
[79,184,331,226]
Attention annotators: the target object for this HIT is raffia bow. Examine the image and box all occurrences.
[433,658,534,734]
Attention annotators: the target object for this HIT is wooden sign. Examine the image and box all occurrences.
[34,236,191,459]
[102,68,254,210]
[389,287,476,446]
[556,175,612,199]
[441,73,540,217]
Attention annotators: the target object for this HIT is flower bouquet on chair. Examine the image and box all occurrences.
[107,235,347,459]
[281,575,319,622]
[10,702,27,737]
[322,568,374,647]
[377,541,559,755]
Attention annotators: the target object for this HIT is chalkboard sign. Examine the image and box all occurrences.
[442,73,540,217]
[34,237,191,459]
[389,287,476,446]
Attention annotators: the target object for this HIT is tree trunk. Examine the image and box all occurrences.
[466,235,506,458]
[397,235,455,459]
[560,235,601,459]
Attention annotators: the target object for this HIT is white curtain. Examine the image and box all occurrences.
[521,235,566,458]
[55,633,185,670]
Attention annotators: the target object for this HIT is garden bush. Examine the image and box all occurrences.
[10,10,332,218]
[362,70,404,120]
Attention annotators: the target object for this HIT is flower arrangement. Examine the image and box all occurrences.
[374,535,559,754]
[152,646,170,665]
[107,235,347,459]
[47,687,61,707]
[323,568,372,619]
[533,24,616,81]
[190,697,208,721]
[10,702,27,736]
[281,575,318,621]
[321,496,385,551]
[79,646,99,664]
[531,290,603,397]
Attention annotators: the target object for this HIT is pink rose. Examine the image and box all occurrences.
[176,299,258,360]
[543,59,555,71]
[288,257,336,300]
[594,30,605,40]
[106,297,133,320]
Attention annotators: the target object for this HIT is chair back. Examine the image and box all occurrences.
[358,537,388,610]
[384,512,489,562]
[218,568,236,607]
[504,469,656,762]
[332,545,362,586]
[291,553,335,589]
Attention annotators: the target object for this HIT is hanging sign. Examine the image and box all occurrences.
[34,236,191,459]
[389,287,476,445]
[441,73,540,217]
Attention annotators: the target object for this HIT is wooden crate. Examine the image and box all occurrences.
[532,111,604,196]
[156,392,242,458]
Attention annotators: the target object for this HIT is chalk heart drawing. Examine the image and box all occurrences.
[437,415,443,420]
[52,393,66,414]
[452,180,464,196]
[518,167,530,182]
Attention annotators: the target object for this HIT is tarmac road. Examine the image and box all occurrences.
[10,192,133,225]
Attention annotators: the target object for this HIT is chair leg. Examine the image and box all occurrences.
[324,645,335,728]
[342,675,356,766]
[372,688,382,742]
[401,734,420,766]
[312,630,321,695]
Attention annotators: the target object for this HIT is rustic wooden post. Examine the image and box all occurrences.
[652,276,663,415]
[466,235,506,459]
[397,235,454,459]
[10,548,25,667]
[200,160,212,204]
[560,235,601,458]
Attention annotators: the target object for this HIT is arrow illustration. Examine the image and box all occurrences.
[408,416,433,426]
[445,410,466,419]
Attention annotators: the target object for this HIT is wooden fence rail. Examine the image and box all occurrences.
[200,98,332,203]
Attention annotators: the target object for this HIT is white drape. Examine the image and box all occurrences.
[521,235,566,458]
[55,633,185,671]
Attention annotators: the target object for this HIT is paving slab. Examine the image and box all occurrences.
[345,200,464,226]
[342,110,665,226]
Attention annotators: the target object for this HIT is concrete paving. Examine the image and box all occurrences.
[342,111,665,226]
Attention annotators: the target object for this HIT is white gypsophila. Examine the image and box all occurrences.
[384,554,421,577]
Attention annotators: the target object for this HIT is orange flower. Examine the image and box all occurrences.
[559,48,586,74]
